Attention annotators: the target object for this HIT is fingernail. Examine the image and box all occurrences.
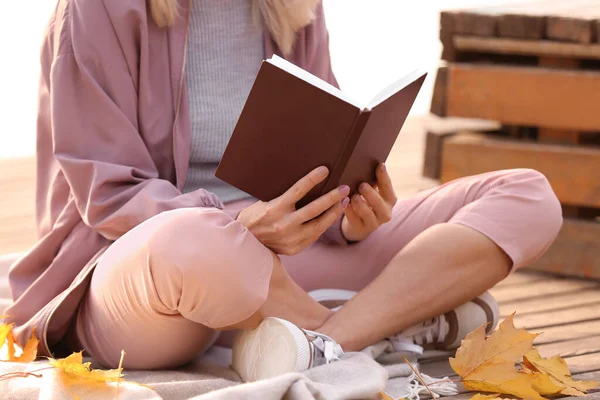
[360,183,369,191]
[338,185,350,196]
[341,197,350,208]
[354,195,361,204]
[381,163,387,172]
[318,166,328,177]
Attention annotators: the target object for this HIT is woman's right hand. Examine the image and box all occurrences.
[236,166,350,256]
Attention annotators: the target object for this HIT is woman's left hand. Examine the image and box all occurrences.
[341,163,397,242]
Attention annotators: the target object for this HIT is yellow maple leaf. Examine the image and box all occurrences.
[0,324,39,362]
[523,349,599,396]
[11,327,39,362]
[0,323,12,352]
[48,352,123,383]
[519,366,563,396]
[450,314,544,400]
[6,329,15,361]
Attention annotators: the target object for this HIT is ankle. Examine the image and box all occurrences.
[315,320,356,352]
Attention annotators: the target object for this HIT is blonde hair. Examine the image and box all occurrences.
[149,0,318,55]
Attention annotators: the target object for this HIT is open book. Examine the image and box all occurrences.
[215,55,427,207]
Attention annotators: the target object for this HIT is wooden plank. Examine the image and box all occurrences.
[560,205,600,220]
[495,270,555,288]
[565,352,600,375]
[445,63,600,132]
[537,335,600,358]
[453,35,600,60]
[441,10,496,38]
[494,0,590,40]
[498,287,600,315]
[546,6,600,43]
[423,130,452,180]
[538,128,581,144]
[441,1,570,39]
[421,116,500,180]
[527,218,600,279]
[430,65,448,117]
[490,277,599,304]
[440,133,600,208]
[538,57,580,69]
[534,320,600,344]
[512,303,600,330]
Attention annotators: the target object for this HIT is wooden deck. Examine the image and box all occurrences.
[0,114,599,399]
[421,269,600,399]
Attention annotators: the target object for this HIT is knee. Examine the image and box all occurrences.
[505,168,563,256]
[146,208,237,265]
[145,208,273,327]
[513,168,562,229]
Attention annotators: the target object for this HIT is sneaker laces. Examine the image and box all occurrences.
[305,331,344,364]
[404,371,459,400]
[389,315,450,354]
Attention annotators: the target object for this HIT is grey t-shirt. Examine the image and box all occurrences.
[182,0,264,203]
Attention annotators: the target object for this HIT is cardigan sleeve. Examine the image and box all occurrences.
[50,52,227,241]
[48,0,230,242]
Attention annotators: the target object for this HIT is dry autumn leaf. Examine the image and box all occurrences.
[450,314,545,400]
[11,327,39,363]
[523,349,600,396]
[0,322,12,352]
[519,366,563,396]
[0,323,39,362]
[379,392,395,400]
[48,351,123,383]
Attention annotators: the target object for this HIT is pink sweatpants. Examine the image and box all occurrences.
[72,169,562,369]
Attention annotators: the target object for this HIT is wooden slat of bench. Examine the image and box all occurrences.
[498,287,600,315]
[440,133,600,209]
[527,218,600,279]
[445,63,600,131]
[490,278,598,304]
[453,35,600,60]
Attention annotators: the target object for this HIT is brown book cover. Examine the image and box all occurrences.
[215,56,427,208]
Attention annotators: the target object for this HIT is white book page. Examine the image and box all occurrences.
[366,69,427,110]
[267,55,365,109]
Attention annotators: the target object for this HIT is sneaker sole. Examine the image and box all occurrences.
[232,317,311,382]
[309,288,355,310]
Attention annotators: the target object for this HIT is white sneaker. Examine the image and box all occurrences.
[232,317,344,382]
[308,289,499,354]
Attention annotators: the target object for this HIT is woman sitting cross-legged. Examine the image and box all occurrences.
[4,0,563,382]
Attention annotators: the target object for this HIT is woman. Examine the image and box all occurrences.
[6,0,562,382]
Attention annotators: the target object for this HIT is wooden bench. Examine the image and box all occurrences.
[425,0,600,280]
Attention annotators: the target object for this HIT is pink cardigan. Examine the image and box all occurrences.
[6,0,343,357]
